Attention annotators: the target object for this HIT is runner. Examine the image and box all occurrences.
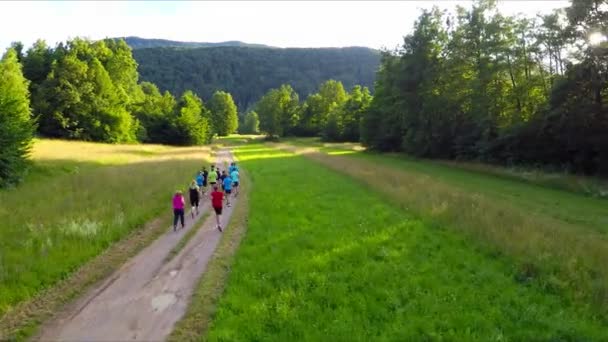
[210,185,224,232]
[196,171,205,196]
[188,180,200,219]
[172,190,185,232]
[216,168,222,189]
[219,169,227,191]
[230,167,240,197]
[229,162,238,174]
[202,167,209,194]
[222,171,233,207]
[207,165,218,188]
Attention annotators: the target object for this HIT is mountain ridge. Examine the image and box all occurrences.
[116,36,273,49]
[127,37,381,110]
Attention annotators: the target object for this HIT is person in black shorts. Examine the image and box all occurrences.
[188,180,200,218]
[201,167,209,194]
[211,185,224,231]
[219,170,227,190]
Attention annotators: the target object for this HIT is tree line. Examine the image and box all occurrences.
[250,80,372,142]
[0,38,239,187]
[361,0,608,175]
[252,0,607,176]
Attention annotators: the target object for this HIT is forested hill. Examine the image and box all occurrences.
[132,46,381,110]
[119,36,272,49]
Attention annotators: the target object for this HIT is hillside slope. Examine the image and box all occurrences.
[119,36,272,49]
[132,46,381,110]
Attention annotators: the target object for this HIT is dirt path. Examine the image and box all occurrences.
[38,149,238,342]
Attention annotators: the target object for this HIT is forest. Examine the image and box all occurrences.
[0,38,239,187]
[253,0,608,175]
[132,46,379,110]
[361,0,608,175]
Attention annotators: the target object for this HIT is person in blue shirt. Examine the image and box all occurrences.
[229,162,238,174]
[196,171,205,195]
[230,168,240,197]
[222,171,233,207]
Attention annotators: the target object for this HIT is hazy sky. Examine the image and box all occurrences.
[0,1,569,52]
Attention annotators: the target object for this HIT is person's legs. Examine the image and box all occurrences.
[214,206,223,231]
[173,209,179,231]
[225,190,231,206]
[179,209,185,228]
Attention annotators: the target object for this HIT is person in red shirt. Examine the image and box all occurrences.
[210,185,224,232]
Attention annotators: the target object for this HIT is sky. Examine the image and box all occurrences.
[0,1,569,52]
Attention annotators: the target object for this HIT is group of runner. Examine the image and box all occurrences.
[171,162,240,232]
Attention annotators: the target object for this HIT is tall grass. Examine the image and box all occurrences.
[0,139,209,316]
[279,142,608,320]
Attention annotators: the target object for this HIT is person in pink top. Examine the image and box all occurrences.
[172,190,186,232]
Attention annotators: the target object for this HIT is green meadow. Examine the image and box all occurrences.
[0,139,208,316]
[204,144,608,341]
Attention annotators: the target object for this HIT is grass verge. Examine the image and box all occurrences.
[168,169,251,342]
[277,142,608,321]
[205,144,607,340]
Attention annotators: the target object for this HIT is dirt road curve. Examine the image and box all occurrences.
[38,149,237,342]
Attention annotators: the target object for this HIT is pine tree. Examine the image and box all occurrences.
[0,48,35,187]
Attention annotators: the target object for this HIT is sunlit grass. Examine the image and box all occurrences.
[279,142,608,320]
[206,144,608,340]
[213,134,264,147]
[0,139,209,316]
[284,137,608,197]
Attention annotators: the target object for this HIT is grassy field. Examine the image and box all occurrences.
[284,137,608,199]
[0,139,209,317]
[276,139,608,320]
[204,144,607,340]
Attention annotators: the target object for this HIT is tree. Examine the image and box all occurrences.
[170,91,211,145]
[242,111,260,134]
[132,82,176,143]
[256,84,299,137]
[208,90,238,136]
[0,48,35,187]
[33,38,139,142]
[357,0,608,174]
[340,85,372,142]
[299,80,348,136]
[22,40,54,125]
[36,49,137,142]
